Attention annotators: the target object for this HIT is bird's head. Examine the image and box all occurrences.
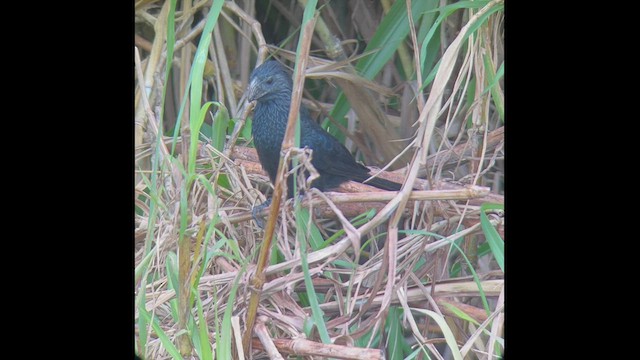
[246,60,293,103]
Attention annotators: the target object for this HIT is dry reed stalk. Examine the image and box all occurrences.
[242,11,318,354]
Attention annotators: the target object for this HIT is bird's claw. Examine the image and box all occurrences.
[252,198,272,229]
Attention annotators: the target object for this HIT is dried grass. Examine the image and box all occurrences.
[135,1,504,359]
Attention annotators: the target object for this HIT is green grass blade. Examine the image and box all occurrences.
[449,237,491,315]
[463,3,504,38]
[139,308,184,360]
[386,306,407,360]
[450,242,493,277]
[419,1,490,72]
[412,309,463,360]
[420,1,503,90]
[417,0,441,84]
[295,205,325,308]
[405,346,428,360]
[354,324,380,348]
[188,101,214,175]
[296,208,331,344]
[137,4,176,355]
[399,228,491,314]
[194,289,213,360]
[210,102,230,152]
[214,227,242,262]
[134,245,156,285]
[465,77,477,128]
[170,0,224,155]
[158,0,176,134]
[354,0,432,78]
[480,203,504,271]
[217,268,244,359]
[165,251,180,321]
[295,207,325,250]
[186,316,202,358]
[189,0,224,127]
[482,56,504,121]
[177,177,190,313]
[321,209,376,248]
[136,278,149,358]
[440,302,481,326]
[326,0,434,133]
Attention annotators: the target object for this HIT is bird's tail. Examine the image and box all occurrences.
[361,175,402,191]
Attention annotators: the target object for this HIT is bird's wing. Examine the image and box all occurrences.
[300,118,370,177]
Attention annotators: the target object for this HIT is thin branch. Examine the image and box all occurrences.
[242,10,318,354]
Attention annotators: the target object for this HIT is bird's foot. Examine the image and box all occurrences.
[252,198,272,229]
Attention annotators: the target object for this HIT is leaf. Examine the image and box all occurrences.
[217,269,243,359]
[194,289,213,360]
[326,0,435,134]
[482,57,504,122]
[139,309,184,360]
[296,208,331,343]
[295,207,325,250]
[411,309,464,360]
[170,0,224,155]
[210,102,230,152]
[386,307,408,360]
[189,101,214,175]
[480,203,504,271]
[448,236,491,315]
[158,0,177,135]
[440,302,480,325]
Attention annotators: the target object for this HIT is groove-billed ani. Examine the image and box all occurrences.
[246,60,402,198]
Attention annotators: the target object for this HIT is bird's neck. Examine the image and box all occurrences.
[254,95,291,131]
[252,94,293,154]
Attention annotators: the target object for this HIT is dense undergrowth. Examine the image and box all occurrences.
[134,0,504,359]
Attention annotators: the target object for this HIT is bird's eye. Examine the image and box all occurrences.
[266,77,273,85]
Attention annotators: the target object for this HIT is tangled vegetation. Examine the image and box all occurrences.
[134,0,504,359]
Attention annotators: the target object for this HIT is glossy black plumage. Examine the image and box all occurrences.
[246,60,401,197]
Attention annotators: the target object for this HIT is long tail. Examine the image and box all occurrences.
[360,175,402,191]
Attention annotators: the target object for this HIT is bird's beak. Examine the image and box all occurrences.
[246,78,263,102]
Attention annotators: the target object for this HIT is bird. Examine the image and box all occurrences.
[246,60,402,201]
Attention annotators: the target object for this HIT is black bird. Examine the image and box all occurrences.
[246,60,402,199]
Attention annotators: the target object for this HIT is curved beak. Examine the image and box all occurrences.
[246,78,264,102]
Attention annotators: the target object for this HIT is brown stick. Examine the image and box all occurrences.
[230,144,503,202]
[143,140,503,222]
[134,34,153,52]
[251,337,384,360]
[242,13,318,355]
[254,317,285,360]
